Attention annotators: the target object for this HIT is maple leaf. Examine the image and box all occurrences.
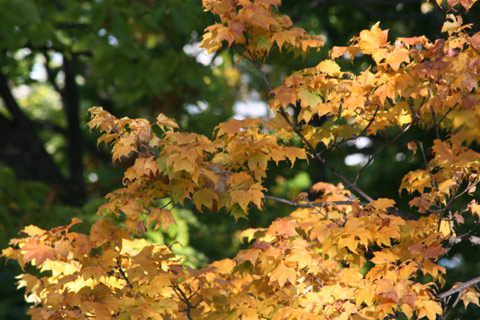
[216,118,262,137]
[460,286,480,308]
[386,47,410,71]
[370,249,399,265]
[192,188,219,212]
[267,217,298,238]
[121,200,142,221]
[283,146,307,167]
[316,59,341,76]
[147,207,176,231]
[470,32,480,50]
[407,141,417,155]
[358,22,388,55]
[417,300,442,320]
[258,0,281,8]
[340,267,363,286]
[237,248,260,265]
[21,239,55,266]
[230,183,265,212]
[270,263,296,287]
[298,89,322,109]
[271,85,297,109]
[54,240,72,259]
[20,225,46,237]
[442,15,464,35]
[370,198,396,211]
[468,200,480,218]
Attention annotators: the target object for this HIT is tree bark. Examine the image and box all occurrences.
[0,71,65,186]
[63,56,86,204]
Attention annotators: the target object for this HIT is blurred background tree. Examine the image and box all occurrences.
[1,1,479,319]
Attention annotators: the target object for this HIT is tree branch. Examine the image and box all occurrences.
[353,123,411,185]
[63,55,86,204]
[264,194,414,220]
[43,51,63,97]
[419,141,438,192]
[172,284,195,320]
[430,105,441,140]
[116,257,133,289]
[0,70,65,185]
[244,55,375,202]
[437,276,480,299]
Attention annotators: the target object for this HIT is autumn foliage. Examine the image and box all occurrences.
[4,0,480,319]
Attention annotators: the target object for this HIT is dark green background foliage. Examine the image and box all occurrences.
[1,1,479,319]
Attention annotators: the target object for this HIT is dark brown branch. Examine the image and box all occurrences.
[359,106,380,137]
[63,55,86,204]
[304,197,342,225]
[409,98,428,125]
[43,51,63,96]
[437,179,463,232]
[430,105,440,140]
[0,70,65,185]
[438,276,480,299]
[116,258,133,289]
[419,141,438,192]
[353,124,411,185]
[436,104,458,127]
[172,284,194,320]
[319,105,379,157]
[246,54,375,202]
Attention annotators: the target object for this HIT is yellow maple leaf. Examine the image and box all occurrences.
[358,22,388,55]
[283,146,307,167]
[192,188,219,212]
[417,300,442,320]
[461,286,480,308]
[370,250,399,265]
[386,47,410,71]
[156,114,179,131]
[316,59,342,76]
[370,198,396,211]
[21,225,46,237]
[270,263,296,287]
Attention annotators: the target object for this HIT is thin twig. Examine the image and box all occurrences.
[321,105,379,155]
[436,104,458,126]
[430,105,440,140]
[409,97,427,125]
[419,141,438,192]
[353,124,411,185]
[305,197,342,225]
[116,257,133,289]
[359,106,380,136]
[436,179,462,232]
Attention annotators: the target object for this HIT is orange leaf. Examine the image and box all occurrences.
[270,263,296,287]
[21,240,55,265]
[156,113,179,131]
[370,198,396,211]
[359,22,388,55]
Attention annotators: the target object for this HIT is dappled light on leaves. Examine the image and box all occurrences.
[3,0,480,319]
